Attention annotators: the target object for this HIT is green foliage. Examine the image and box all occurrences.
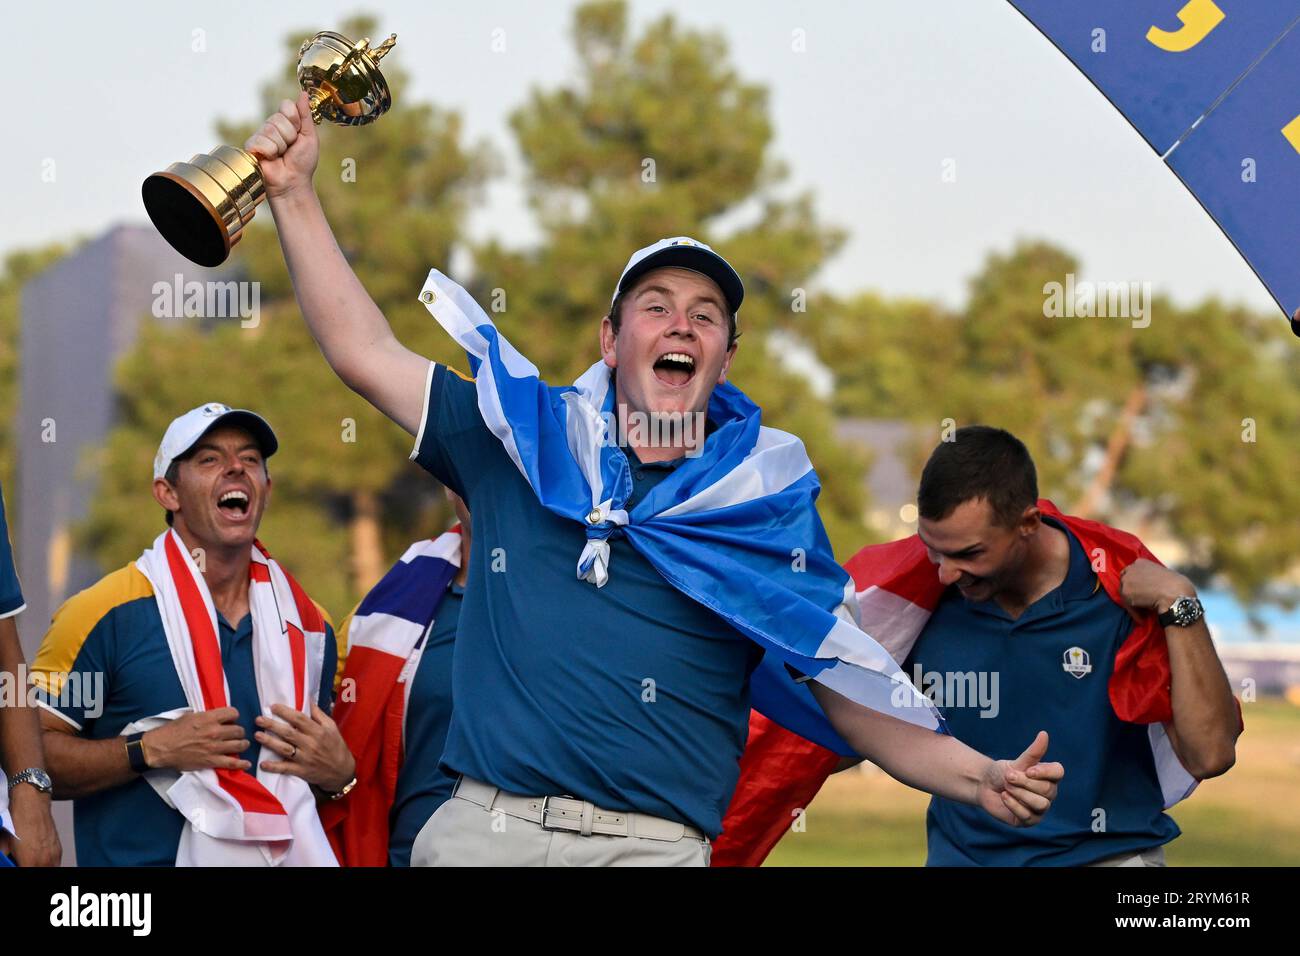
[74,309,424,615]
[16,2,1293,612]
[77,14,494,616]
[812,238,1300,603]
[512,1,774,222]
[473,0,868,557]
[215,13,497,312]
[1117,301,1300,601]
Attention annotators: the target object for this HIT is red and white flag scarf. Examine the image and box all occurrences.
[131,528,338,866]
[713,500,1241,867]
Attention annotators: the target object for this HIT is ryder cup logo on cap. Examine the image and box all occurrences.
[614,236,745,316]
[153,402,279,480]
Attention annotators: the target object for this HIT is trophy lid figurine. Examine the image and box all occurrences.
[142,30,397,267]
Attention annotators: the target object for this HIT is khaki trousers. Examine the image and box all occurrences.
[411,784,712,867]
[1086,845,1168,867]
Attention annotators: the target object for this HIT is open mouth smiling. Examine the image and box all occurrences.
[216,489,251,520]
[652,351,697,389]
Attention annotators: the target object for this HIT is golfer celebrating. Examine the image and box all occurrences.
[245,94,1065,866]
[33,404,352,865]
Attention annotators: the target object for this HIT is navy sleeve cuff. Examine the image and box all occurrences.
[409,361,444,471]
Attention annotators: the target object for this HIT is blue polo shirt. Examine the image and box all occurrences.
[904,517,1180,866]
[31,564,339,867]
[387,581,463,867]
[412,363,762,838]
[0,482,24,618]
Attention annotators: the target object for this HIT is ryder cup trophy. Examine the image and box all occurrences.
[142,30,397,267]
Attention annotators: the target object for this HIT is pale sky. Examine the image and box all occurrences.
[5,0,1281,316]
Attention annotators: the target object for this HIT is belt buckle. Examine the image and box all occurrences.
[539,794,560,831]
[539,794,585,832]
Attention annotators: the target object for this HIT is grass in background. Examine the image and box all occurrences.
[765,697,1300,866]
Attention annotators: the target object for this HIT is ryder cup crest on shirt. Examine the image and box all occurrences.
[1062,645,1093,678]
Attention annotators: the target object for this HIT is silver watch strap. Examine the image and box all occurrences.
[7,767,52,793]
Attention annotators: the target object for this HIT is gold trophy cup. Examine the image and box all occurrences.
[142,31,397,267]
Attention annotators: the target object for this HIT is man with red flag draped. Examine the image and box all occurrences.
[717,425,1241,867]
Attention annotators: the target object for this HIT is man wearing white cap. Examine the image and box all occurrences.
[245,97,1065,866]
[31,403,353,865]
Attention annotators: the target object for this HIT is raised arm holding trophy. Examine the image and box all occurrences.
[213,20,1068,869]
[142,30,397,267]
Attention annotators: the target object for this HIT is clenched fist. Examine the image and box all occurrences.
[1119,558,1195,615]
[244,92,320,200]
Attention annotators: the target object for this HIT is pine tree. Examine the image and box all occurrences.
[78,16,493,614]
[469,0,870,553]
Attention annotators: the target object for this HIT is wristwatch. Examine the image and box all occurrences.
[315,776,358,802]
[1158,595,1204,629]
[125,732,150,773]
[7,768,53,794]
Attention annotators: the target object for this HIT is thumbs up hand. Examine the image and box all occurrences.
[977,731,1065,827]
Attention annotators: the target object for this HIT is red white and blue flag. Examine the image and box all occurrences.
[713,501,1216,867]
[320,528,462,866]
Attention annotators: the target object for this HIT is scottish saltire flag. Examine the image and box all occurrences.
[418,269,945,754]
[1009,1,1300,326]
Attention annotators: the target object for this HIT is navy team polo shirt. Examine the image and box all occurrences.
[387,581,463,867]
[904,516,1180,866]
[31,564,338,866]
[411,363,762,839]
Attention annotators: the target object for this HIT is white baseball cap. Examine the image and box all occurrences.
[153,402,279,480]
[613,236,745,316]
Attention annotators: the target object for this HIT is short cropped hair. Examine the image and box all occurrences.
[917,425,1038,528]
